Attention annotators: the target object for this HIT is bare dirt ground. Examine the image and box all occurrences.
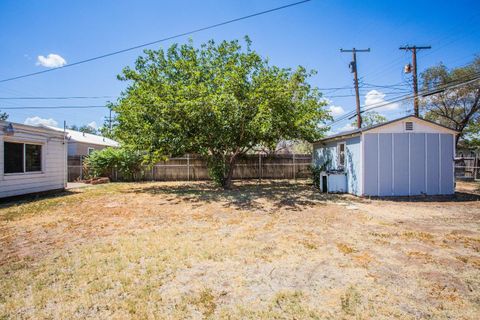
[0,180,479,319]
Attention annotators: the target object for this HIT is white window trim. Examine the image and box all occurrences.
[3,141,44,176]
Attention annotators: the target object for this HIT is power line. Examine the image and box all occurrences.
[0,105,107,109]
[0,96,115,100]
[361,82,411,89]
[0,0,311,84]
[326,73,480,128]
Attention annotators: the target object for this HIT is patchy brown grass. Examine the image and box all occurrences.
[0,180,479,319]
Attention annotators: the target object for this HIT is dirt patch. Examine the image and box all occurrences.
[0,180,479,319]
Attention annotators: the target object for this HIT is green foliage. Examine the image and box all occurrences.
[0,111,8,121]
[352,111,387,128]
[310,159,330,189]
[84,147,144,181]
[421,56,480,147]
[68,124,98,135]
[111,37,330,188]
[310,165,322,189]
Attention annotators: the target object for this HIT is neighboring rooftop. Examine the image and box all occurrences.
[41,125,119,147]
[1,120,66,138]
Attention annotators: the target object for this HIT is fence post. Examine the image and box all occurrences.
[475,153,479,180]
[187,154,190,181]
[80,156,83,181]
[258,153,262,182]
[293,153,296,181]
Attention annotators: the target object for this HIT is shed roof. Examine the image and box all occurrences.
[41,125,119,147]
[316,115,458,143]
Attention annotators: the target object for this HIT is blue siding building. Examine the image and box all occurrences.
[313,116,457,196]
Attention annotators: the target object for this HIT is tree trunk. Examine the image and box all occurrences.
[222,155,237,190]
[455,133,461,151]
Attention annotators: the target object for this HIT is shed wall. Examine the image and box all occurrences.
[345,136,361,195]
[312,141,337,170]
[363,132,454,196]
[313,136,362,195]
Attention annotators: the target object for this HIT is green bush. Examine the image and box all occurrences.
[84,147,144,181]
[310,159,330,189]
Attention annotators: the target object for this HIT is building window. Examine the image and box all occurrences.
[337,143,345,168]
[87,147,95,155]
[4,142,42,174]
[26,144,42,172]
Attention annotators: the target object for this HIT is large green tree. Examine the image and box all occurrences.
[421,56,480,147]
[111,38,330,188]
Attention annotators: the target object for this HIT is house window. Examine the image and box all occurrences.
[26,144,42,171]
[87,147,95,155]
[337,143,345,168]
[4,142,42,174]
[405,121,414,131]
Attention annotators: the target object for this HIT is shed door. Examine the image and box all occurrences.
[363,133,454,196]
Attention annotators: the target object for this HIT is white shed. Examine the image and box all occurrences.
[1,121,67,198]
[313,116,458,196]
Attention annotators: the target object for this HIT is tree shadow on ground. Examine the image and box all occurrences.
[366,191,480,203]
[0,190,78,209]
[126,180,342,211]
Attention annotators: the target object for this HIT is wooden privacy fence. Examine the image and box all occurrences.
[68,154,313,182]
[455,156,480,180]
[68,156,87,182]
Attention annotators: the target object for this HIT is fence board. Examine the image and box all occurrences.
[69,154,313,182]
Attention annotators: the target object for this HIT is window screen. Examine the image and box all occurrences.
[4,142,24,173]
[25,144,42,172]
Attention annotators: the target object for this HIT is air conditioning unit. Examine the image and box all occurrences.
[320,170,347,193]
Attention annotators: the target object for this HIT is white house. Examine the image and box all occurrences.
[42,125,119,156]
[313,116,458,196]
[1,121,67,198]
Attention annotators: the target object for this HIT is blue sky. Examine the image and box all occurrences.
[0,0,479,132]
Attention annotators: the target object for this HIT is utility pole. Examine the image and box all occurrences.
[109,109,112,132]
[340,48,370,128]
[399,45,431,117]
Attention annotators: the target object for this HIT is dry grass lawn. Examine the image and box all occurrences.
[0,180,479,319]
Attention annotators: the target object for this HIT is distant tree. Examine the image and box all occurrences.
[0,110,8,121]
[421,56,480,147]
[351,111,387,128]
[111,38,330,188]
[68,124,98,135]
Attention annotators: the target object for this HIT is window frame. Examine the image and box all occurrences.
[3,141,44,175]
[337,142,346,169]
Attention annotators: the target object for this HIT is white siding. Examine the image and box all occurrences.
[0,124,66,198]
